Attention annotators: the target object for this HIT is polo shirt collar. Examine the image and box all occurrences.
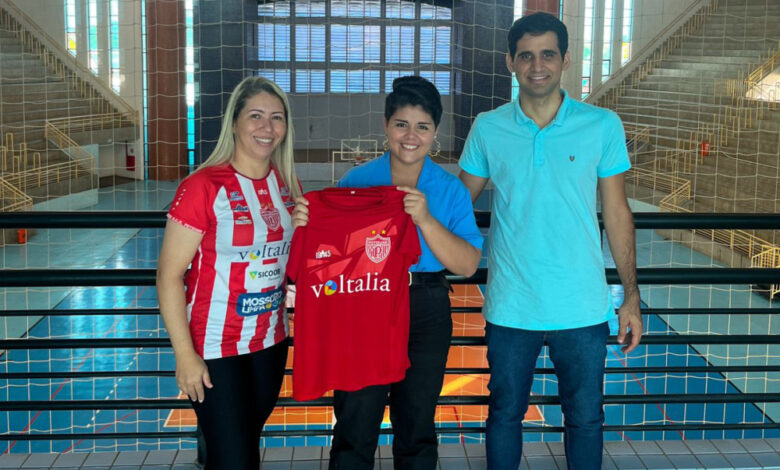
[513,89,571,128]
[377,151,434,186]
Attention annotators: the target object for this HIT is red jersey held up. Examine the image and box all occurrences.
[286,186,421,401]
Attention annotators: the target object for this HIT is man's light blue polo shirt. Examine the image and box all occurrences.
[339,152,483,273]
[459,90,630,330]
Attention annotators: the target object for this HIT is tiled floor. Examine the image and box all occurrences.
[2,439,780,469]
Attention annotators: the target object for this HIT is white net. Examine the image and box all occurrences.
[0,0,778,454]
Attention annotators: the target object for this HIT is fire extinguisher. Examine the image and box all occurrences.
[126,142,136,171]
[700,141,710,157]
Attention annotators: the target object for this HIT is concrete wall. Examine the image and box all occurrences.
[288,94,456,152]
[632,0,697,56]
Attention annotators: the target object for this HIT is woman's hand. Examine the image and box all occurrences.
[291,197,310,228]
[175,350,213,403]
[397,186,433,227]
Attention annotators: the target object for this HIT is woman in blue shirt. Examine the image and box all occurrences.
[294,76,482,469]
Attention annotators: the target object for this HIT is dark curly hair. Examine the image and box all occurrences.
[384,76,443,127]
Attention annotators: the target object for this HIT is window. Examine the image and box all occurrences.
[109,0,120,91]
[581,0,594,98]
[185,0,195,169]
[602,0,614,78]
[256,0,452,94]
[65,0,76,56]
[621,0,633,65]
[88,0,99,74]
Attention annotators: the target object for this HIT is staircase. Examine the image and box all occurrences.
[601,0,779,233]
[0,2,137,206]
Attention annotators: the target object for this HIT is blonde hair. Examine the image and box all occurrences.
[198,76,301,198]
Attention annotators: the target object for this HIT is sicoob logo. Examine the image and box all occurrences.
[237,287,284,316]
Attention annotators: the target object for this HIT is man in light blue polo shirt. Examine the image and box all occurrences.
[458,12,642,470]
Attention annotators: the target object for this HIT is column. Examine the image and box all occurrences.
[145,0,187,180]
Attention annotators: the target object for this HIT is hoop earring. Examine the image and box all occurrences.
[429,137,441,159]
[382,138,389,152]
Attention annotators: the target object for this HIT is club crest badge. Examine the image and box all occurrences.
[261,207,281,230]
[569,155,575,162]
[365,230,390,263]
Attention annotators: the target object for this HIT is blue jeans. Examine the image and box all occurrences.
[485,321,609,470]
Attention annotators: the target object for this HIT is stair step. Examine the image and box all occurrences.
[0,105,96,125]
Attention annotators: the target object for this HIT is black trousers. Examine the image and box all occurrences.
[192,338,288,470]
[329,281,453,470]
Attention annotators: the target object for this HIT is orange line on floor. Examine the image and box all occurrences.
[164,285,544,428]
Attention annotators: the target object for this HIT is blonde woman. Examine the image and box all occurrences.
[157,76,301,470]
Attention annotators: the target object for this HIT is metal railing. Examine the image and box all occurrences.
[45,120,97,175]
[0,211,779,443]
[0,175,32,213]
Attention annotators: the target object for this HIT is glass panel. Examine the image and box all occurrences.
[296,70,326,93]
[258,2,289,17]
[420,70,451,95]
[622,0,633,65]
[330,69,347,92]
[295,0,326,17]
[65,0,77,55]
[258,69,291,92]
[386,0,415,19]
[385,70,415,92]
[296,25,326,62]
[258,24,290,61]
[88,0,99,73]
[385,26,415,64]
[420,27,451,64]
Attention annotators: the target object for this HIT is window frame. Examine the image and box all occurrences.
[254,0,453,94]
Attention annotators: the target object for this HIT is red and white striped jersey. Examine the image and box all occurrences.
[167,163,295,360]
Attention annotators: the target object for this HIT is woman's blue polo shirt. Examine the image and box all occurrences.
[338,152,483,273]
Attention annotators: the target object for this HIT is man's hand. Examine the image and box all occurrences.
[617,293,643,354]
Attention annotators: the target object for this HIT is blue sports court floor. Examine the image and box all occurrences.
[0,179,778,459]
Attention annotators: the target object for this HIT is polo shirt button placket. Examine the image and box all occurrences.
[533,131,545,168]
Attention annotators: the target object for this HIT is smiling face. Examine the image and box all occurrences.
[231,91,287,169]
[383,105,437,167]
[507,31,570,100]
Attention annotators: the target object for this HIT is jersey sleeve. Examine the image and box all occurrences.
[458,115,490,179]
[448,184,484,251]
[597,110,631,178]
[167,173,212,234]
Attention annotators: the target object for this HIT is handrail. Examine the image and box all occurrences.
[45,120,96,174]
[0,175,32,212]
[2,267,780,287]
[751,246,780,297]
[624,125,651,155]
[46,113,135,135]
[587,0,716,105]
[2,211,780,230]
[1,157,94,193]
[627,164,779,279]
[746,48,780,87]
[0,0,139,125]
